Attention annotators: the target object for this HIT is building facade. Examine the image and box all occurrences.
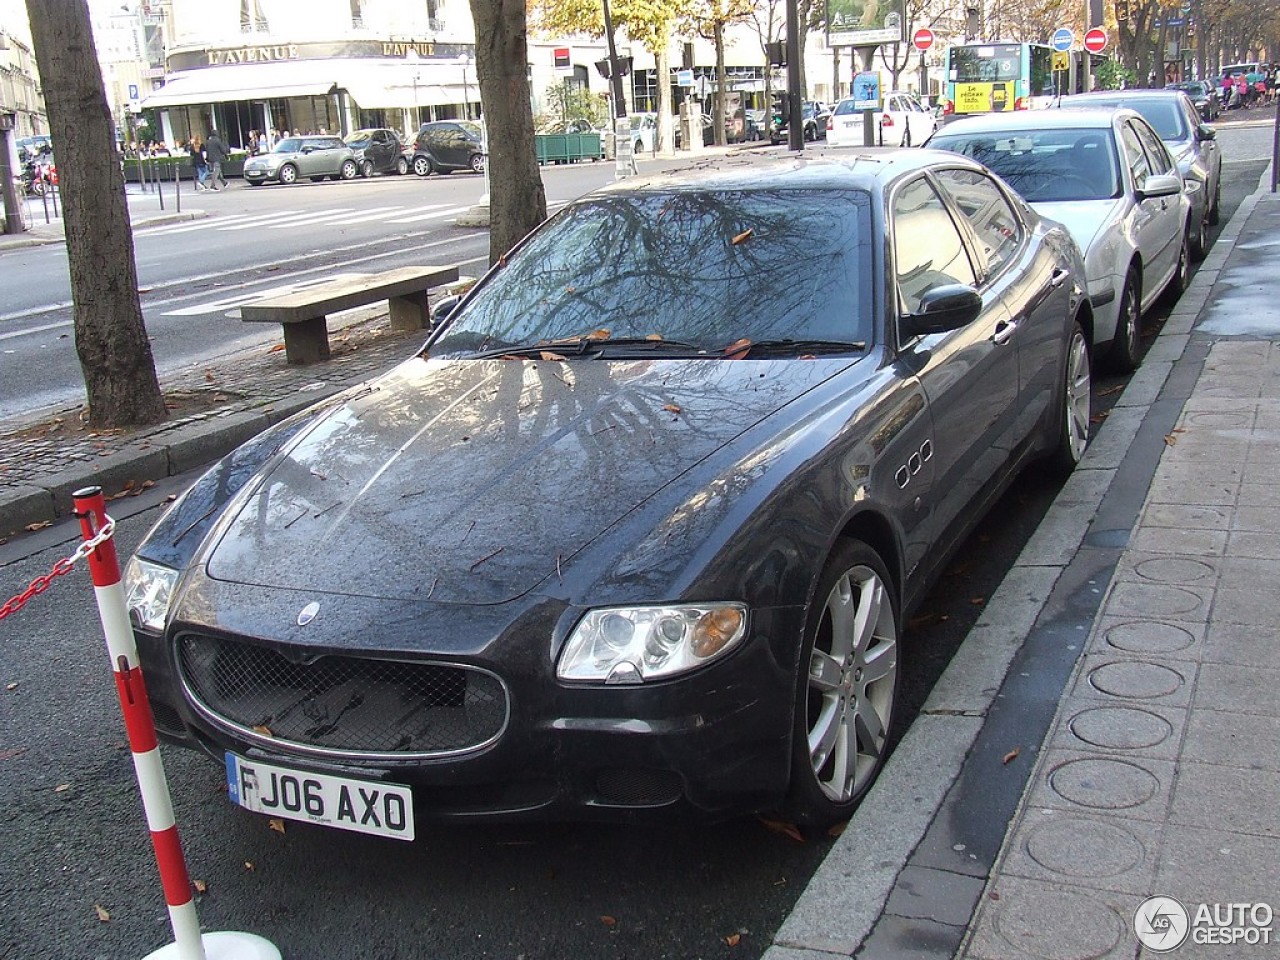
[0,25,45,140]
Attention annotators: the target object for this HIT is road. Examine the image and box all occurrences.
[0,119,1273,960]
[0,161,619,420]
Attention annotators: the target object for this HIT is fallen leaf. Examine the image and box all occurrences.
[539,351,568,361]
[268,343,286,353]
[586,328,611,341]
[94,904,111,922]
[1002,747,1021,765]
[731,228,753,245]
[989,891,1001,901]
[970,597,985,605]
[663,403,682,414]
[54,783,70,793]
[724,338,752,359]
[600,916,617,927]
[564,285,576,293]
[0,748,28,760]
[253,725,273,737]
[826,821,848,838]
[193,879,208,894]
[1097,384,1124,396]
[244,861,255,871]
[268,818,286,835]
[645,333,664,341]
[204,370,216,382]
[757,817,805,843]
[165,494,178,503]
[1164,433,1178,446]
[5,682,17,691]
[724,933,742,946]
[24,521,51,532]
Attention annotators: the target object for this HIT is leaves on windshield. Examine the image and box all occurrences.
[539,351,568,361]
[731,228,754,245]
[724,338,752,359]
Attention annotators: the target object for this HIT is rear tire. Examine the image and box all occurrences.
[340,159,358,180]
[470,153,486,174]
[1106,269,1141,373]
[1046,321,1092,474]
[1162,227,1191,307]
[784,540,899,828]
[1208,176,1221,226]
[396,156,409,176]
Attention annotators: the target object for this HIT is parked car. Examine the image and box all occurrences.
[411,120,486,175]
[242,135,359,186]
[771,100,831,143]
[1057,89,1222,257]
[344,127,408,176]
[927,107,1191,371]
[1166,80,1220,121]
[630,112,659,153]
[826,92,936,147]
[123,150,1091,835]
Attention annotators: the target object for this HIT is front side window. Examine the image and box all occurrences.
[1120,122,1153,190]
[430,188,875,356]
[892,177,977,316]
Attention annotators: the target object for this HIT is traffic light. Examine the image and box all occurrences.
[1115,0,1129,20]
[766,41,787,67]
[771,91,791,125]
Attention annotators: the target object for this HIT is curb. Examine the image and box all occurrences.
[761,166,1275,959]
[0,209,208,251]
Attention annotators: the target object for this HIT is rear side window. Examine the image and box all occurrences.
[933,169,1022,279]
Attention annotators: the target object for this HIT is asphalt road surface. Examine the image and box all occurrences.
[0,120,1272,960]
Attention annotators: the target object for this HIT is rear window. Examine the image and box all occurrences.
[1081,98,1187,140]
[930,127,1121,202]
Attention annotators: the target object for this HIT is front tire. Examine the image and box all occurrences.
[1047,321,1092,474]
[360,159,374,178]
[785,541,900,828]
[278,163,298,185]
[413,155,433,176]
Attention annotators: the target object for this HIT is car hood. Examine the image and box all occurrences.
[1031,198,1125,259]
[204,354,859,605]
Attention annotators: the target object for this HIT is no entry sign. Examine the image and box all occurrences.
[1084,28,1108,53]
[912,28,934,51]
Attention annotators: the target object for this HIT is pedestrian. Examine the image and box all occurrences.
[257,129,269,154]
[189,134,208,190]
[204,129,229,191]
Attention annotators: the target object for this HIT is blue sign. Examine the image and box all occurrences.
[128,83,139,99]
[853,71,881,111]
[1052,27,1075,51]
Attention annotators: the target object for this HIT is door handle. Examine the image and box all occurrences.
[992,319,1018,345]
[1049,267,1069,289]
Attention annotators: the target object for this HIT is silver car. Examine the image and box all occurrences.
[1058,89,1222,258]
[243,135,359,186]
[927,108,1191,372]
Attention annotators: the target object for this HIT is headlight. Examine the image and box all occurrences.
[123,557,178,632]
[557,603,748,684]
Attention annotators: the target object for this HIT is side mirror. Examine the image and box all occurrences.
[1137,172,1183,200]
[1197,124,1217,141]
[901,284,983,338]
[431,294,461,326]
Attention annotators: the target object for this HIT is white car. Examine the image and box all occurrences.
[826,92,936,148]
[926,108,1191,371]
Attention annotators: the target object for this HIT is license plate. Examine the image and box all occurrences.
[225,753,415,841]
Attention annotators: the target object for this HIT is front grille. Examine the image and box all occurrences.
[176,633,507,759]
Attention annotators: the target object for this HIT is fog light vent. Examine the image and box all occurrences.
[594,768,683,807]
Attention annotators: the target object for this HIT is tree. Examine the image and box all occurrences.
[469,0,549,264]
[683,0,757,144]
[25,0,167,429]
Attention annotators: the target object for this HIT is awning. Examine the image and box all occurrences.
[143,57,475,111]
[143,60,340,108]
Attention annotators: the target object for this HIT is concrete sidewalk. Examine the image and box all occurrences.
[766,185,1280,957]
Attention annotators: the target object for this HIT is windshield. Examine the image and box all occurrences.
[344,131,374,145]
[931,127,1121,202]
[950,44,1022,82]
[1082,98,1187,140]
[273,138,302,153]
[430,188,874,357]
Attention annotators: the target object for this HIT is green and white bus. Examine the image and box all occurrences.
[942,42,1056,117]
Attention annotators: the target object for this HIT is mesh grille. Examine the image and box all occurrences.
[594,768,683,807]
[176,633,507,757]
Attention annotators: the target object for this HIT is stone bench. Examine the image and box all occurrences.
[241,264,460,365]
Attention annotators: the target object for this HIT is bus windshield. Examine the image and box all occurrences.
[950,44,1023,82]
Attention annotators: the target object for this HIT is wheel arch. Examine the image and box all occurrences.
[831,509,904,613]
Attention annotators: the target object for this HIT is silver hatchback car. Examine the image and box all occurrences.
[243,135,359,186]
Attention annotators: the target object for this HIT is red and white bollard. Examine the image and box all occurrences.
[74,487,281,960]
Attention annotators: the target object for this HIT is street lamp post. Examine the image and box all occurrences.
[459,52,472,120]
[405,49,421,137]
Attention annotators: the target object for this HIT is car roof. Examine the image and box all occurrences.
[1061,89,1187,102]
[931,107,1129,134]
[585,149,979,199]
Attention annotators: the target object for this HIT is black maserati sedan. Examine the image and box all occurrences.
[123,151,1093,840]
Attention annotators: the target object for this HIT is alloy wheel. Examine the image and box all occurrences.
[1063,327,1091,464]
[806,562,898,804]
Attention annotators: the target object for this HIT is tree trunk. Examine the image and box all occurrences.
[469,0,548,264]
[26,0,166,429]
[714,21,727,146]
[656,41,674,154]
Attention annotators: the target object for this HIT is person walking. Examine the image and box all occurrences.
[188,134,208,190]
[205,130,229,191]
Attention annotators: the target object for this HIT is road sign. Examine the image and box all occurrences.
[1052,51,1070,72]
[1051,27,1075,52]
[912,28,934,52]
[1084,27,1108,53]
[676,69,694,88]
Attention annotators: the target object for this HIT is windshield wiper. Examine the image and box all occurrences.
[469,335,704,360]
[728,338,868,357]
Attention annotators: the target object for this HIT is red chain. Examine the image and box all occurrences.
[0,516,116,621]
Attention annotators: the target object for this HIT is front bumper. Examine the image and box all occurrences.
[135,582,802,823]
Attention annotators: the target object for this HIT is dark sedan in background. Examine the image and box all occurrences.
[124,151,1091,838]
